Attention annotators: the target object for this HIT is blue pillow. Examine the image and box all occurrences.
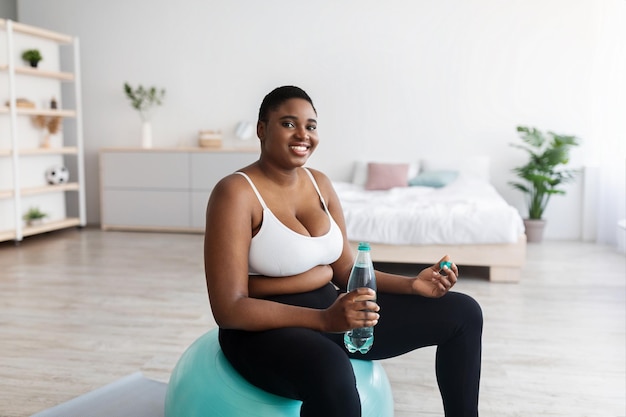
[408,170,459,188]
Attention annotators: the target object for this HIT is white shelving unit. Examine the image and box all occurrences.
[0,19,85,243]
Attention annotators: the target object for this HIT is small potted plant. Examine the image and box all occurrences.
[23,206,48,226]
[509,125,580,242]
[124,82,166,148]
[22,49,43,68]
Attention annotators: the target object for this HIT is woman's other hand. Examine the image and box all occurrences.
[412,255,458,298]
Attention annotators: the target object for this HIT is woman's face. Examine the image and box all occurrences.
[257,98,319,167]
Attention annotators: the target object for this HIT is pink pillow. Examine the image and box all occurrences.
[365,162,410,190]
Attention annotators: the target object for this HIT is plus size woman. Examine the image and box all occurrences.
[204,85,483,417]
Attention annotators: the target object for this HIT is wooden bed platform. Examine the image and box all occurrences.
[355,234,527,283]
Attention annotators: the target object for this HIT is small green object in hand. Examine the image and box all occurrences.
[439,261,452,275]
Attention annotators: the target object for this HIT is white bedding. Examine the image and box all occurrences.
[333,177,525,245]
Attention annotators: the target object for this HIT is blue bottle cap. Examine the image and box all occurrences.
[358,242,371,251]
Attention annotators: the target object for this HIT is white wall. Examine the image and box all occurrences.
[16,0,626,240]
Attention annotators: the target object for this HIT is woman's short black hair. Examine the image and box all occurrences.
[258,86,317,122]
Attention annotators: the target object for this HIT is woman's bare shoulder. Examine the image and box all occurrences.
[205,172,259,238]
[305,167,332,186]
[305,167,337,194]
[209,172,254,207]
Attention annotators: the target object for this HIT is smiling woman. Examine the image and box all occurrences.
[198,85,483,417]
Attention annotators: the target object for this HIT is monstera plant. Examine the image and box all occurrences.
[509,125,580,241]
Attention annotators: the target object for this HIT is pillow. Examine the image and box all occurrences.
[408,170,459,188]
[420,156,490,182]
[352,160,420,186]
[365,162,410,190]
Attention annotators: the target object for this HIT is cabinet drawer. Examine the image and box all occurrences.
[102,189,190,228]
[191,190,212,229]
[101,152,190,189]
[191,152,258,190]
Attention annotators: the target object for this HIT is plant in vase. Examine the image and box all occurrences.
[509,125,581,242]
[32,115,62,148]
[123,82,166,148]
[22,49,42,68]
[23,206,48,226]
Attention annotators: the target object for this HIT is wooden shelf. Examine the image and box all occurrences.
[0,218,82,242]
[22,218,81,237]
[100,146,260,154]
[0,65,74,81]
[0,19,73,44]
[0,147,78,156]
[0,228,16,243]
[0,107,76,117]
[20,146,78,155]
[23,182,79,195]
[0,183,80,199]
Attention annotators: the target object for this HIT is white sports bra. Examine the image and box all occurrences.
[236,169,343,277]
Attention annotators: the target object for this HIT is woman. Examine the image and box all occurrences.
[204,86,482,417]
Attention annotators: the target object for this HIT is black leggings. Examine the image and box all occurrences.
[219,283,482,417]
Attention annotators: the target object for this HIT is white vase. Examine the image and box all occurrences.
[524,219,546,243]
[141,121,153,148]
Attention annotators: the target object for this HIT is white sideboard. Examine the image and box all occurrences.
[99,147,259,232]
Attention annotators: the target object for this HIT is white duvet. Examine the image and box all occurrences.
[332,177,525,245]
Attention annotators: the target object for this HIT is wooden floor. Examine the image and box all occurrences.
[0,228,624,417]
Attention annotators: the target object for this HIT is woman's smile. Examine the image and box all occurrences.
[289,143,310,156]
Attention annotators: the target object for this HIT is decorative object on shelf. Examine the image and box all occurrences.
[23,206,48,226]
[4,98,36,108]
[123,82,166,148]
[32,114,62,148]
[21,49,42,68]
[50,96,57,109]
[198,130,223,148]
[509,125,581,242]
[45,165,69,184]
[235,121,255,148]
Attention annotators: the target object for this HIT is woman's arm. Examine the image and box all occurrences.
[311,169,458,298]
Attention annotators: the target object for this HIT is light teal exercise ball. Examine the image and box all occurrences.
[164,328,394,417]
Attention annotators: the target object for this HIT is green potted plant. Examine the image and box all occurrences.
[22,49,43,68]
[124,83,166,120]
[123,82,166,148]
[23,206,48,226]
[509,125,580,242]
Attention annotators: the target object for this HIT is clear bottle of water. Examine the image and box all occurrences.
[344,242,377,354]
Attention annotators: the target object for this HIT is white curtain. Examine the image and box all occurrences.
[588,1,626,247]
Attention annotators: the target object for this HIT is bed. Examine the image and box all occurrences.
[332,158,526,282]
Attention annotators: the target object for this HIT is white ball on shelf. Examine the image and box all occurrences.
[45,165,70,185]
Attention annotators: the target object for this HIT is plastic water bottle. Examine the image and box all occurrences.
[344,242,377,354]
